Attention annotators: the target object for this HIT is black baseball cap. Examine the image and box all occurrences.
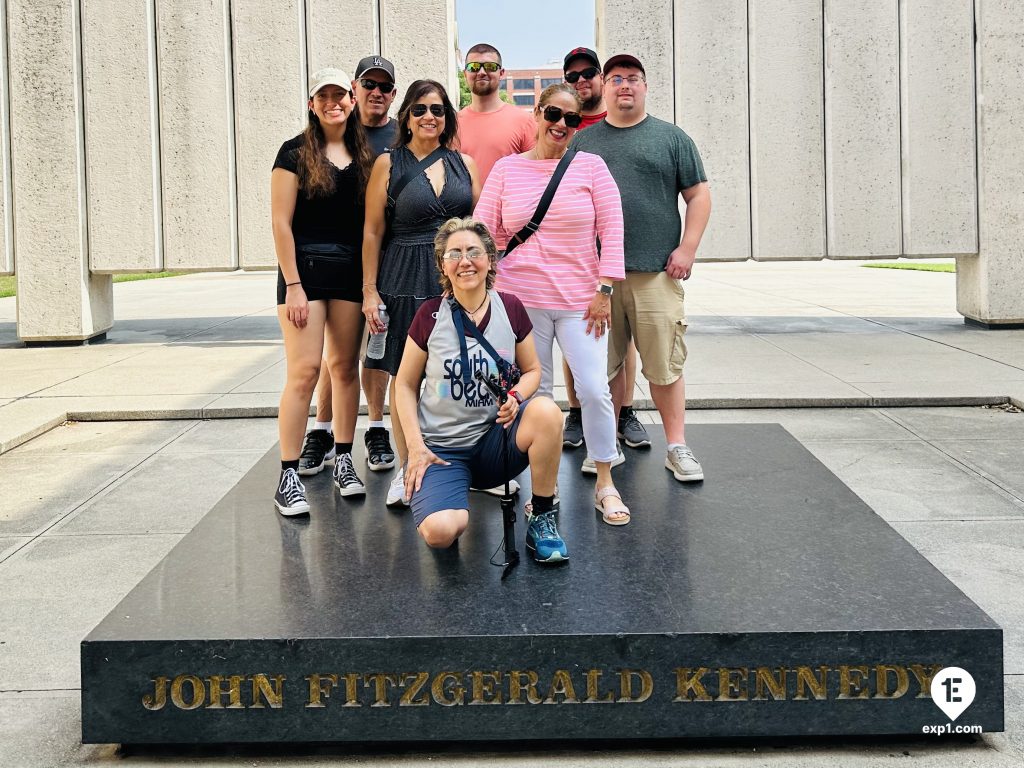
[355,55,395,81]
[563,47,601,71]
[602,53,645,77]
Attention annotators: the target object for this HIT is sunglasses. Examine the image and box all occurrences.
[465,61,501,73]
[541,105,582,129]
[411,103,446,118]
[359,77,395,94]
[564,66,600,84]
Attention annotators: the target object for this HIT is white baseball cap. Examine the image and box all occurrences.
[308,68,353,98]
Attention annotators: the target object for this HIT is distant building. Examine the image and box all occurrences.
[500,67,564,110]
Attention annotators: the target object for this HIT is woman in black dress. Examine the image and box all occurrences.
[271,68,374,516]
[362,79,480,508]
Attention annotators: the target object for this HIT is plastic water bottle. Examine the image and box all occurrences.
[366,305,388,360]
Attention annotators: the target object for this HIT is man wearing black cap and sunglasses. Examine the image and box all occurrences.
[562,47,607,130]
[353,55,399,157]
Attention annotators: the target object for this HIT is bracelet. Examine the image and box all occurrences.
[285,281,301,287]
[509,390,524,405]
[362,282,377,287]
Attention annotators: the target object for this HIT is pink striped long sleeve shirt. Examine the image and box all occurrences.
[474,151,625,311]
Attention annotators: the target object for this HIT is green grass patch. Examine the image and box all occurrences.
[0,271,186,298]
[863,262,956,273]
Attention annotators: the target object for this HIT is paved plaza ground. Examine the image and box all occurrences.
[1,261,1023,765]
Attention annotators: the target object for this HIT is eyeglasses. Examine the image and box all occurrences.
[443,247,487,262]
[465,61,501,74]
[541,105,582,129]
[564,66,600,84]
[609,75,645,87]
[359,78,395,94]
[411,103,446,118]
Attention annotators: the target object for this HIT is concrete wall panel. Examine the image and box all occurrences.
[823,0,901,259]
[307,0,378,76]
[0,2,14,276]
[157,0,236,270]
[381,0,453,103]
[82,0,162,273]
[9,0,112,340]
[901,0,977,256]
[232,1,305,270]
[749,0,825,260]
[596,0,674,122]
[675,0,749,261]
[957,0,1024,324]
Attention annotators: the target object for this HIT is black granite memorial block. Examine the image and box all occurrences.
[81,424,1003,744]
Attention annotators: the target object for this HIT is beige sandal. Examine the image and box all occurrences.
[594,486,630,526]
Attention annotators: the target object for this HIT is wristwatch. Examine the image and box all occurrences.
[509,390,524,405]
[597,284,614,296]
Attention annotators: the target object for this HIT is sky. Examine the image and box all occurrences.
[455,0,596,70]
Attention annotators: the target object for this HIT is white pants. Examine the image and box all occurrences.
[526,307,618,464]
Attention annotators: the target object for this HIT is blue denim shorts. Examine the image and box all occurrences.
[410,401,532,527]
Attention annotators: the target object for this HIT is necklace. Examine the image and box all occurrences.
[462,293,488,322]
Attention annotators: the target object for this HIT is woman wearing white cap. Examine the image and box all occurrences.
[270,67,375,516]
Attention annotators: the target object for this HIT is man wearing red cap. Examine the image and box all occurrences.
[571,53,712,484]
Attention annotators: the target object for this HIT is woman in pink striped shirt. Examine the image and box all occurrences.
[474,83,630,526]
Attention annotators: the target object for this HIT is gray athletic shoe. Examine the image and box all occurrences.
[617,406,651,448]
[666,445,704,482]
[581,443,625,475]
[562,410,584,448]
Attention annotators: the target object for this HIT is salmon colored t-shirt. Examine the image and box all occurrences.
[457,103,537,185]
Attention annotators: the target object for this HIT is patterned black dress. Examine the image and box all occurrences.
[366,146,473,375]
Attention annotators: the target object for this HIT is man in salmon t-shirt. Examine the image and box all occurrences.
[457,43,536,184]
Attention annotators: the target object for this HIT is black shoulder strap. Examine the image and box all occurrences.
[387,147,447,210]
[448,295,506,388]
[503,149,577,257]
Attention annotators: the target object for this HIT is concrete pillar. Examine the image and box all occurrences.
[232,1,306,270]
[9,0,112,342]
[381,0,456,103]
[902,0,977,257]
[0,1,14,277]
[749,0,826,261]
[156,0,237,271]
[823,0,901,258]
[675,0,749,261]
[82,0,162,273]
[596,0,675,122]
[307,0,378,76]
[957,0,1024,326]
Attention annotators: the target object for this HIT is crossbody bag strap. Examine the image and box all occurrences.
[448,295,507,388]
[503,148,577,257]
[387,147,447,210]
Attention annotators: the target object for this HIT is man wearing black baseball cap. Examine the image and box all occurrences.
[562,47,606,129]
[352,55,399,157]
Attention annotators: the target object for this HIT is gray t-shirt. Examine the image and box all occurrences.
[571,115,706,272]
[364,118,398,158]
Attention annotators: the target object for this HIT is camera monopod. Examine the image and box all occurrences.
[473,369,520,579]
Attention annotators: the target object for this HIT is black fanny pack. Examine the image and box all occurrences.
[296,243,358,291]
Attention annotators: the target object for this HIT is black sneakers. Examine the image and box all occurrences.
[274,468,310,516]
[364,427,397,471]
[617,406,652,448]
[333,453,366,497]
[298,429,335,475]
[562,410,584,448]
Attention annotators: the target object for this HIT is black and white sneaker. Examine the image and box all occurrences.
[274,468,310,516]
[364,427,397,471]
[333,453,366,497]
[298,429,335,476]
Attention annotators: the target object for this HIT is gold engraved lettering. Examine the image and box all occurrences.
[909,664,943,699]
[838,666,870,699]
[340,673,361,707]
[544,670,580,704]
[363,673,399,707]
[431,671,466,706]
[794,666,829,701]
[673,667,712,702]
[305,674,339,708]
[142,676,169,711]
[205,675,245,709]
[874,665,909,699]
[506,670,543,705]
[617,669,653,703]
[469,671,503,705]
[399,672,431,707]
[249,674,285,709]
[753,667,788,701]
[170,674,205,710]
[584,669,615,704]
[716,667,749,701]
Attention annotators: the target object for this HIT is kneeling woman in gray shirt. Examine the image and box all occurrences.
[394,218,568,564]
